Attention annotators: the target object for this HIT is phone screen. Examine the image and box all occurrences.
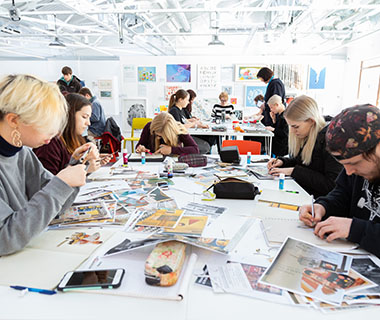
[60,269,124,289]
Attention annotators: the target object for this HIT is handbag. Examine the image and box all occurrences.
[212,178,260,200]
[178,154,207,167]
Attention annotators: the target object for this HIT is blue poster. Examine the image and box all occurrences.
[309,67,326,89]
[245,86,266,107]
[166,64,191,82]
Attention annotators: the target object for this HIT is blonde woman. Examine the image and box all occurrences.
[268,95,342,197]
[211,92,235,120]
[136,112,199,155]
[0,74,88,255]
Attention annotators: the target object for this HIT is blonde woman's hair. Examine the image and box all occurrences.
[0,74,67,134]
[219,92,228,100]
[267,94,283,107]
[283,95,326,165]
[150,112,188,151]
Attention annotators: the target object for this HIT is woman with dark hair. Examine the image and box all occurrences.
[257,67,286,127]
[183,89,197,120]
[168,89,210,153]
[34,93,110,175]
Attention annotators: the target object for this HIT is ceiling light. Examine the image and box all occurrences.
[49,37,66,48]
[9,0,21,22]
[208,35,224,46]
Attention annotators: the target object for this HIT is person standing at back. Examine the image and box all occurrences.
[79,87,106,138]
[57,66,82,94]
[257,67,286,127]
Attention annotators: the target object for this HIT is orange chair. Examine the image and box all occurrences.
[222,140,261,155]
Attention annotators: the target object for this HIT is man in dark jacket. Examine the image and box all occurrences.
[299,104,380,258]
[57,66,82,94]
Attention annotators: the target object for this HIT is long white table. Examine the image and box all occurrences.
[0,157,377,320]
[188,122,274,155]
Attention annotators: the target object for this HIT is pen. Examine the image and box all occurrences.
[311,195,315,219]
[285,190,299,194]
[10,285,57,295]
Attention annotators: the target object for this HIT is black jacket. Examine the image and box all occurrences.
[316,171,380,258]
[271,112,288,157]
[279,126,342,197]
[262,78,286,126]
[57,75,82,94]
[169,105,186,124]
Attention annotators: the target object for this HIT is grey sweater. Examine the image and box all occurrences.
[0,147,78,255]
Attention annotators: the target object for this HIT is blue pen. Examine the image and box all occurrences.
[10,285,56,295]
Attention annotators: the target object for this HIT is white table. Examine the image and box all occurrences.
[0,158,376,320]
[188,122,274,155]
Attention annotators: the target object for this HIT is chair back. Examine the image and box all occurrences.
[222,140,261,155]
[131,117,152,136]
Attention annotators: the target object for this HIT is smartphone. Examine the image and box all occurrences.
[57,268,125,291]
[79,146,92,164]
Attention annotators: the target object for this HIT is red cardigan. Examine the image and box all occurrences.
[136,122,199,155]
[33,137,71,175]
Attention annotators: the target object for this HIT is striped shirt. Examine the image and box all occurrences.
[211,104,235,119]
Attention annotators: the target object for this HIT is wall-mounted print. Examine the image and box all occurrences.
[164,85,181,101]
[98,79,113,99]
[235,65,262,82]
[245,86,267,107]
[198,64,219,89]
[221,85,233,96]
[308,66,326,89]
[138,66,156,82]
[166,64,191,82]
[122,98,147,133]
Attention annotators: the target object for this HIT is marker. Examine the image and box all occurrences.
[285,190,299,194]
[10,286,56,295]
[311,195,316,227]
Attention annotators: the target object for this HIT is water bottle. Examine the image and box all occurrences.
[247,152,251,165]
[122,148,128,167]
[279,173,285,190]
[167,160,173,178]
[141,151,146,165]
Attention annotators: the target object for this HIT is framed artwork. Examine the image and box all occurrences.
[98,79,113,99]
[235,65,262,82]
[138,66,156,82]
[166,64,191,82]
[122,98,148,132]
[197,64,219,89]
[164,85,181,101]
[308,66,326,89]
[245,86,266,107]
[221,85,233,96]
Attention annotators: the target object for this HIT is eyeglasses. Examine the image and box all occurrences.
[220,99,228,103]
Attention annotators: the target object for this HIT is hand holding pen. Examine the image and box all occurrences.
[267,157,283,170]
[136,145,151,154]
[298,201,326,228]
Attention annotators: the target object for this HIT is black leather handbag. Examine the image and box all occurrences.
[212,178,260,200]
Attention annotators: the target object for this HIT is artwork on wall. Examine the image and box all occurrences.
[138,66,156,82]
[230,97,237,105]
[98,79,113,99]
[123,65,136,82]
[221,85,233,96]
[197,64,220,89]
[245,86,267,107]
[122,98,147,132]
[166,64,191,82]
[270,64,307,91]
[164,85,181,101]
[235,65,262,82]
[308,66,326,89]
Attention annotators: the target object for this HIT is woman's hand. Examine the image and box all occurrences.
[155,144,172,155]
[136,145,150,153]
[270,111,276,123]
[267,158,283,169]
[269,167,294,176]
[99,154,112,165]
[86,159,101,173]
[72,142,99,162]
[265,126,274,132]
[57,164,87,187]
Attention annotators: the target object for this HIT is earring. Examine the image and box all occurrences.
[11,129,22,147]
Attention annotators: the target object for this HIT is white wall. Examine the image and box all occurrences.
[0,54,355,132]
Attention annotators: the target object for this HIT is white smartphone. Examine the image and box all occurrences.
[57,268,125,291]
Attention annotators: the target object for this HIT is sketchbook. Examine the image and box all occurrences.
[257,189,311,207]
[0,228,115,290]
[75,250,198,301]
[128,153,165,162]
[251,205,357,251]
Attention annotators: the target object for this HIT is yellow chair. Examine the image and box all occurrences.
[123,117,152,151]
